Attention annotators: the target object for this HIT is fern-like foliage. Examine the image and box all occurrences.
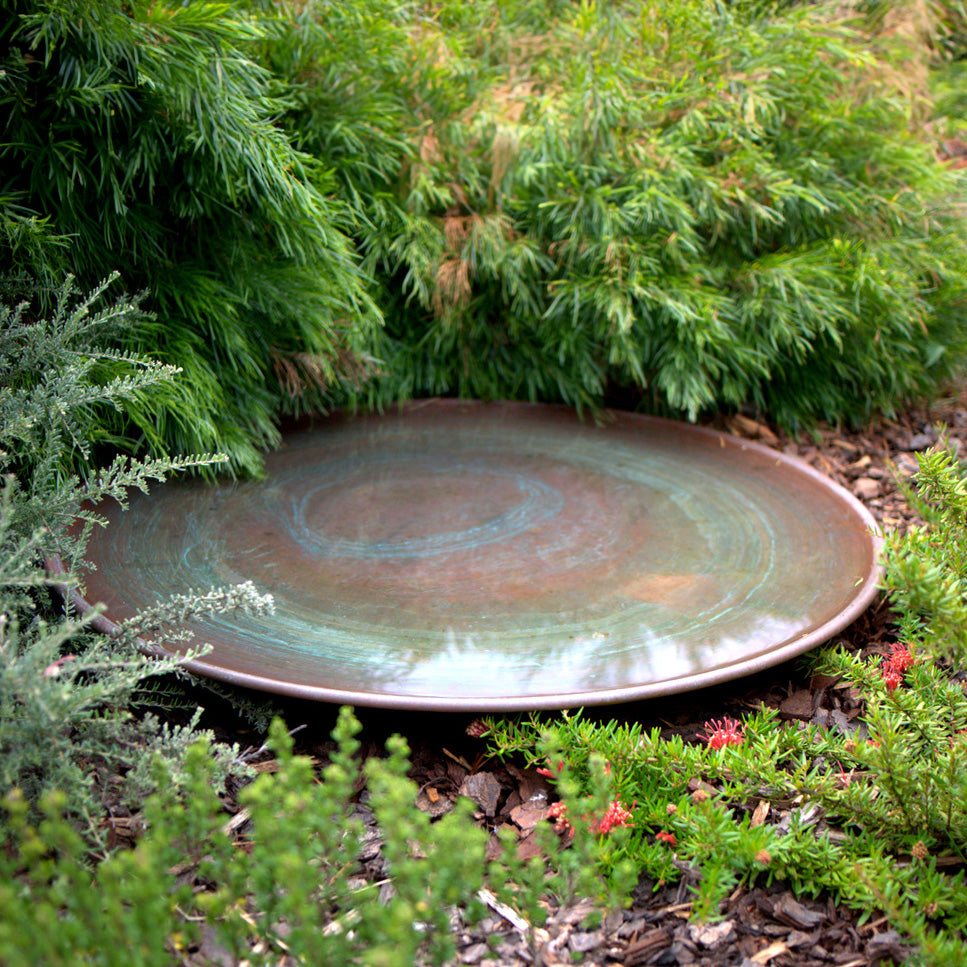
[4,0,965,464]
[0,1,383,474]
[295,0,967,428]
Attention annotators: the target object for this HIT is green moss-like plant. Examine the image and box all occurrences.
[0,711,493,967]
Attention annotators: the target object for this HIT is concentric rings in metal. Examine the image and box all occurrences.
[69,400,881,710]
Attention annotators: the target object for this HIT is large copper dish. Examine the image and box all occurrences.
[67,401,881,710]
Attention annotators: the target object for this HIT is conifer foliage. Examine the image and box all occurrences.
[0,273,275,836]
[3,0,967,460]
[0,1,381,473]
[346,0,967,426]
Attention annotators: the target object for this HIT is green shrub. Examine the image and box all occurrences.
[0,711,492,967]
[881,442,967,664]
[0,1,382,473]
[310,0,966,427]
[5,0,966,467]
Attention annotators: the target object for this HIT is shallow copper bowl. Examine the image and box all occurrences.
[59,400,881,710]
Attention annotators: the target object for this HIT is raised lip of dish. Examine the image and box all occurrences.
[45,400,884,712]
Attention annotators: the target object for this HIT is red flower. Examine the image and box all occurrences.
[877,643,914,694]
[655,831,677,846]
[548,801,574,837]
[886,643,915,674]
[700,717,745,750]
[536,758,565,779]
[882,666,903,693]
[591,799,634,835]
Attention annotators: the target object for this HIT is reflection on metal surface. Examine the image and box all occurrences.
[71,400,882,710]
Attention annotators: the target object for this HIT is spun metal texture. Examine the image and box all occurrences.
[69,400,882,710]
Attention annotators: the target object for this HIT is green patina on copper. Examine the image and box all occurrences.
[75,401,881,710]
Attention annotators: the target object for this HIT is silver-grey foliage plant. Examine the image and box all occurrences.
[0,273,273,840]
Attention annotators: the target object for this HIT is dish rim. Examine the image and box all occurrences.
[46,400,884,711]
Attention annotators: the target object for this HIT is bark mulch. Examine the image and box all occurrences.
[204,390,967,966]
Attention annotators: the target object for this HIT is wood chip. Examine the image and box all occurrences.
[568,929,604,953]
[729,413,779,445]
[687,777,718,796]
[477,888,531,934]
[251,759,280,773]
[515,830,544,861]
[510,800,550,830]
[750,940,790,964]
[459,941,489,964]
[778,689,813,721]
[750,799,770,827]
[222,807,251,835]
[623,927,671,967]
[459,771,502,817]
[772,895,827,929]
[417,788,454,818]
[688,919,735,947]
[852,477,881,500]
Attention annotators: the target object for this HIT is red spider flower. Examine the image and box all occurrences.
[885,643,914,675]
[591,799,635,835]
[882,666,903,693]
[700,717,745,750]
[655,831,677,846]
[548,801,574,837]
[536,758,566,779]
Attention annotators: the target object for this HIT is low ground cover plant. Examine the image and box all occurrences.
[0,712,494,967]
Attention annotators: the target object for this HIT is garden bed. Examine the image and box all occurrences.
[169,390,967,967]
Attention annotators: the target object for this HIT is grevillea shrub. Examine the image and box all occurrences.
[484,443,967,965]
[0,1,382,474]
[314,0,967,428]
